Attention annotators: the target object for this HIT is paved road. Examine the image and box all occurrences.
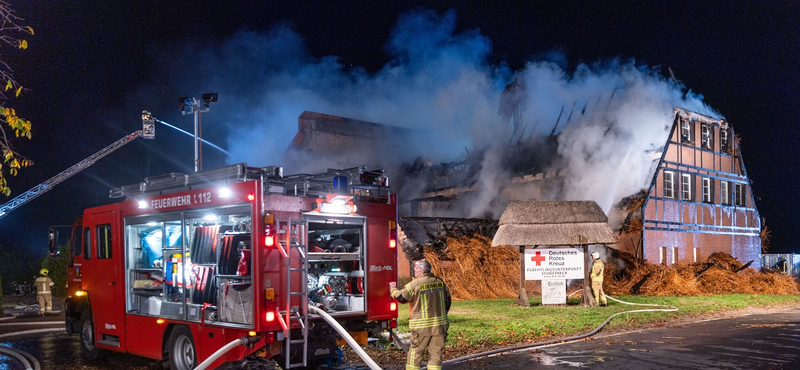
[447,305,800,370]
[2,304,799,369]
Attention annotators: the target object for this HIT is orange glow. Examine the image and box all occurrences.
[156,318,165,324]
[248,331,257,337]
[264,235,275,247]
[390,302,397,311]
[266,311,275,322]
[389,239,396,249]
[247,193,255,201]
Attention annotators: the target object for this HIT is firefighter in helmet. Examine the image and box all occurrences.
[390,259,451,370]
[35,268,55,315]
[590,252,607,307]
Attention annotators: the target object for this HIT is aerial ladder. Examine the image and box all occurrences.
[0,111,156,218]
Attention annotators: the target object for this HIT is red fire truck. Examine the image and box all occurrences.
[63,163,398,369]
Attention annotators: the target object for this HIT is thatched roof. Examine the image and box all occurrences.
[492,200,617,246]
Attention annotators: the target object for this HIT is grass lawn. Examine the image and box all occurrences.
[394,294,800,347]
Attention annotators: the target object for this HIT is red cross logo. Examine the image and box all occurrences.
[530,251,546,266]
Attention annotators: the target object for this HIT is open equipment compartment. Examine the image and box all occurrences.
[304,213,367,314]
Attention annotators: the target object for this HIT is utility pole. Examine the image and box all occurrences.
[179,92,218,172]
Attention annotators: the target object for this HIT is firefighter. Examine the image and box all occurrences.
[389,259,451,370]
[590,252,607,307]
[35,268,55,315]
[775,257,788,274]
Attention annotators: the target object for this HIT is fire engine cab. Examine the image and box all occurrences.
[64,163,398,369]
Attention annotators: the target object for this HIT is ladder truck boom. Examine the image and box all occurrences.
[0,130,144,218]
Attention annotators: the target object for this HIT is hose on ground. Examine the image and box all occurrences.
[308,305,382,370]
[0,345,35,370]
[442,292,677,366]
[15,346,41,370]
[194,335,261,370]
[0,328,65,340]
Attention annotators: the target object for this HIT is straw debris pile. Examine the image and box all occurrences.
[606,251,798,296]
[420,235,797,299]
[422,235,532,300]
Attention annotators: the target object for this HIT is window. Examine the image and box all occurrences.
[681,173,693,201]
[693,247,698,263]
[735,183,746,206]
[97,224,112,259]
[672,247,678,265]
[83,227,92,259]
[663,171,676,199]
[659,247,667,265]
[701,123,713,149]
[702,177,713,203]
[720,181,730,205]
[720,127,729,152]
[680,118,692,143]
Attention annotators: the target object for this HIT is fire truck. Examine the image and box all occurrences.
[63,163,398,369]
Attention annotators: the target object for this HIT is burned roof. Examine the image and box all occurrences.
[492,200,617,246]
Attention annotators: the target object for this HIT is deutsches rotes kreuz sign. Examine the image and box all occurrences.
[524,247,584,280]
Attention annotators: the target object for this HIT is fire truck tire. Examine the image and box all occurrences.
[79,310,109,360]
[167,326,197,370]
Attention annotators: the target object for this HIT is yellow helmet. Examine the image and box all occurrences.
[40,268,49,276]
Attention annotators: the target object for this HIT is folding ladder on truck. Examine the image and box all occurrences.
[276,218,309,369]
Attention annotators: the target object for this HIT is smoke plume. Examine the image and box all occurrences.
[132,9,720,221]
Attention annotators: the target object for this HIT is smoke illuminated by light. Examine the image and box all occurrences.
[135,9,719,223]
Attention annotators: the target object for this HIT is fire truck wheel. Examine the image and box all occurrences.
[79,310,108,360]
[167,326,197,370]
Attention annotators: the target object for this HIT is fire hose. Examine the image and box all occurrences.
[440,292,678,367]
[0,345,36,370]
[194,335,262,370]
[308,305,382,370]
[193,306,382,370]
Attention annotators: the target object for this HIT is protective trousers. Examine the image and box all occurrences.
[406,331,445,370]
[37,292,53,314]
[591,281,606,306]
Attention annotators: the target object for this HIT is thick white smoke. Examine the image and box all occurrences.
[133,9,720,221]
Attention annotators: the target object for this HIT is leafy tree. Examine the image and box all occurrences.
[41,243,69,297]
[0,2,34,196]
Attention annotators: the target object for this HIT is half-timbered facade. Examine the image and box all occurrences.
[620,108,761,267]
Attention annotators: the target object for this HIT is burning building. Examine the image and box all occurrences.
[283,104,763,273]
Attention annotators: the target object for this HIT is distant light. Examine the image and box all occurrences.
[138,200,148,209]
[219,187,231,198]
[203,214,217,221]
[74,290,87,297]
[146,221,158,226]
[247,193,255,201]
[156,318,165,324]
[330,197,347,206]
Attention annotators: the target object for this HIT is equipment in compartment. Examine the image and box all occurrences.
[218,232,249,275]
[307,265,365,312]
[218,278,253,324]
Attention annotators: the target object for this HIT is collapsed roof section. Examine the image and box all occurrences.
[285,111,414,171]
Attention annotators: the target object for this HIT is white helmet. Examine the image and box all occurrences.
[591,252,600,259]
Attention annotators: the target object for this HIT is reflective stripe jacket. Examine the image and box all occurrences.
[391,273,451,336]
[590,259,604,282]
[35,276,54,294]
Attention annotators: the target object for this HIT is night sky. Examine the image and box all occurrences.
[1,1,798,258]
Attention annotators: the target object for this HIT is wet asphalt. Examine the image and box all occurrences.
[3,299,800,370]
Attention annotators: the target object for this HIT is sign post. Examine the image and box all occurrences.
[522,247,585,305]
[516,245,530,307]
